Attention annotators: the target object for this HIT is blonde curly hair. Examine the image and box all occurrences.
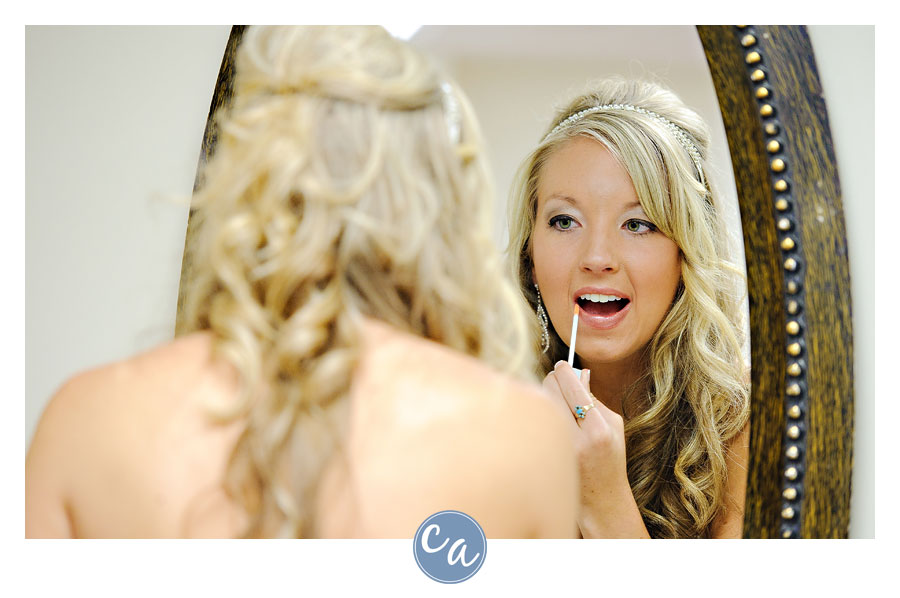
[180,26,536,537]
[508,78,750,538]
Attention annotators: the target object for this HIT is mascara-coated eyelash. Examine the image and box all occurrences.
[549,215,577,230]
[624,219,657,234]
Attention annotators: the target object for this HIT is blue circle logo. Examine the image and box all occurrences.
[413,510,486,583]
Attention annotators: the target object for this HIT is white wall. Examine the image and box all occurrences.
[25,26,231,442]
[807,25,875,538]
[24,25,874,537]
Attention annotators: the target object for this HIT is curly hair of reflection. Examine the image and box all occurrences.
[181,26,536,538]
[507,78,750,538]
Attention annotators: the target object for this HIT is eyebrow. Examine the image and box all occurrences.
[543,195,644,212]
[544,194,578,206]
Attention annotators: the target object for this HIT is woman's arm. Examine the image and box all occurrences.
[543,362,651,538]
[709,422,750,538]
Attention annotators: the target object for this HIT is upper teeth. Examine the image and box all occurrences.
[579,293,623,303]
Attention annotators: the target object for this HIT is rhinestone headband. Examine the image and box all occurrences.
[441,82,461,144]
[545,103,705,184]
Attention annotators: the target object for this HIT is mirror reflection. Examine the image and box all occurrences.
[414,26,751,537]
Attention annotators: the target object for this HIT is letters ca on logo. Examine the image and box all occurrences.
[413,510,486,583]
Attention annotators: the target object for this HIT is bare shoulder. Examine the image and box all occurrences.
[30,332,225,437]
[346,320,578,537]
[357,319,559,420]
[25,332,236,537]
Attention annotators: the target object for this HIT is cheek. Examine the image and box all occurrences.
[633,241,681,302]
[655,244,682,303]
[531,234,575,333]
[531,232,569,289]
[530,230,551,281]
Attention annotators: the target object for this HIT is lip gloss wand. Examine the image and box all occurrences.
[568,304,581,379]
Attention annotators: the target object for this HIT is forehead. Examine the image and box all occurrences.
[536,136,639,208]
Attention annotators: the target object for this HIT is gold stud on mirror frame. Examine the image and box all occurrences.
[786,446,799,460]
[746,51,762,64]
[775,198,789,211]
[787,300,799,315]
[765,122,779,135]
[767,140,781,153]
[781,237,796,250]
[741,34,757,47]
[785,258,798,271]
[782,507,795,519]
[785,467,798,480]
[788,342,801,356]
[786,321,800,335]
[771,157,786,172]
[788,404,802,418]
[775,179,789,192]
[783,487,798,500]
[777,217,792,231]
[751,68,766,82]
[787,383,801,396]
[787,281,799,294]
[756,87,770,99]
[782,530,793,538]
[760,104,774,117]
[788,362,802,376]
[788,425,801,439]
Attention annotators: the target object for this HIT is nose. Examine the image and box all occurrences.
[579,229,619,274]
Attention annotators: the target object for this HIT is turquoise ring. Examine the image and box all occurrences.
[574,402,595,420]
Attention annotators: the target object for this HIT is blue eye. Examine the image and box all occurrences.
[549,215,576,230]
[624,219,657,234]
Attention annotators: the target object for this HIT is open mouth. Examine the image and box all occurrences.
[576,294,630,317]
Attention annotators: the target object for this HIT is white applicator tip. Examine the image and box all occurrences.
[568,304,581,380]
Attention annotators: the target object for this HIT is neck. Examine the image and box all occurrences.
[582,351,648,417]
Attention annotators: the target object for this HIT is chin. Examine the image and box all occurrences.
[577,342,647,368]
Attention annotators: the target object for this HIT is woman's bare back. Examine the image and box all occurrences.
[26,321,577,538]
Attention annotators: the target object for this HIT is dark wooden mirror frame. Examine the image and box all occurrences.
[176,25,854,538]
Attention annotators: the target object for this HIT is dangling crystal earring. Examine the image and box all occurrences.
[534,283,550,354]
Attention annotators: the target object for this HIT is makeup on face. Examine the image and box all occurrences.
[531,137,682,371]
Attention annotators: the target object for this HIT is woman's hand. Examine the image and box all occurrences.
[542,361,650,538]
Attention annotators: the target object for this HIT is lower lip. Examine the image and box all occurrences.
[577,300,631,330]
